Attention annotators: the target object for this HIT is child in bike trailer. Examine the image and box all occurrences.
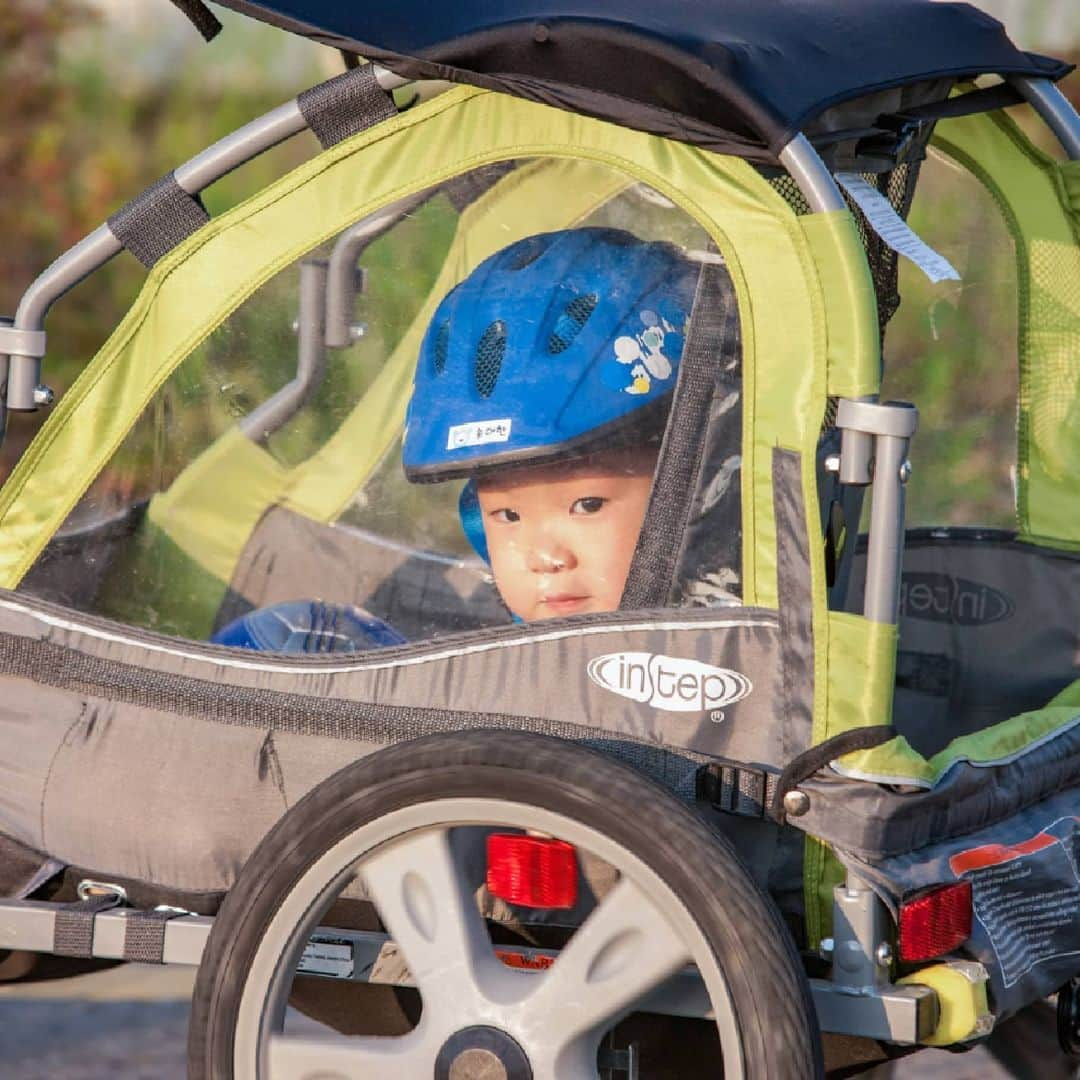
[213,227,701,649]
[403,227,700,622]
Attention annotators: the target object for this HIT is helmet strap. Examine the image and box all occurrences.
[458,478,490,563]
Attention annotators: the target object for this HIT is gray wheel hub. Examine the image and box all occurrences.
[436,1025,532,1080]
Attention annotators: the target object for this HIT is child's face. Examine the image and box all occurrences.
[476,447,657,621]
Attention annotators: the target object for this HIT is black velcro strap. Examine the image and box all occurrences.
[53,895,117,959]
[621,259,735,608]
[123,908,185,964]
[108,173,210,269]
[770,725,897,823]
[298,64,398,150]
[166,0,222,42]
[696,762,780,820]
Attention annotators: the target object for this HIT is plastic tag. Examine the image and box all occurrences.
[836,173,960,283]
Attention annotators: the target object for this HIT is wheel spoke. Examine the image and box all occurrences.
[360,827,499,1023]
[524,876,693,1050]
[266,1030,429,1080]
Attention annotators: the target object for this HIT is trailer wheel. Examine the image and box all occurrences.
[189,731,821,1079]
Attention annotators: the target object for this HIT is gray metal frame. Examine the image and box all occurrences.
[0,893,952,1044]
[238,189,433,441]
[0,65,407,420]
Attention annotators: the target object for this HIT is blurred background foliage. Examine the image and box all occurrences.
[1,0,1078,534]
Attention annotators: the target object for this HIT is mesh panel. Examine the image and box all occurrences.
[842,163,923,340]
[548,293,598,354]
[768,163,923,346]
[474,320,507,398]
[767,174,813,217]
[432,321,450,375]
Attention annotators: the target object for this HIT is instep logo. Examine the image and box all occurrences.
[587,652,752,715]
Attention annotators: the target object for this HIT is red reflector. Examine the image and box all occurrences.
[899,881,972,962]
[486,834,578,910]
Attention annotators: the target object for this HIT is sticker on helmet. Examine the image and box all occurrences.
[447,419,513,451]
[610,310,684,395]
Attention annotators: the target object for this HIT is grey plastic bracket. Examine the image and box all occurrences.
[833,398,918,622]
[807,870,939,1045]
[0,322,46,359]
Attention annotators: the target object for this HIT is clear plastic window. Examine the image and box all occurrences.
[22,159,743,648]
[881,146,1020,529]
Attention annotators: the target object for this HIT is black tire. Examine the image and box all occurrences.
[188,731,822,1079]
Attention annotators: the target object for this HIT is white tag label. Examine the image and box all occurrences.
[447,418,513,451]
[835,173,961,284]
[298,938,354,979]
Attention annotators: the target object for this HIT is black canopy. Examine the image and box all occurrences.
[215,0,1071,158]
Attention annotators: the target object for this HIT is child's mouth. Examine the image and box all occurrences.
[540,594,590,615]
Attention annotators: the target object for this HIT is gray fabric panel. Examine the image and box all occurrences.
[0,595,791,895]
[298,63,396,150]
[841,787,1079,1018]
[793,718,1080,859]
[107,174,209,269]
[39,701,288,891]
[122,908,182,964]
[0,599,783,764]
[0,681,87,851]
[845,529,1079,755]
[772,448,816,760]
[217,508,509,640]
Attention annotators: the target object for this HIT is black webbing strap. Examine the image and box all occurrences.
[894,82,1025,124]
[770,724,897,823]
[696,762,780,820]
[108,173,210,269]
[298,64,398,150]
[165,0,222,41]
[123,908,186,964]
[621,260,735,609]
[53,894,118,959]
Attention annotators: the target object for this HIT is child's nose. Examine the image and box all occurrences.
[526,536,577,574]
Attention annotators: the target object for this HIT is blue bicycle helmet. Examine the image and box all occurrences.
[402,227,700,483]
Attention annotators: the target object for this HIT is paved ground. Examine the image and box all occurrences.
[0,963,1076,1079]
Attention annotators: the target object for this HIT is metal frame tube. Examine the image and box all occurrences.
[3,65,410,415]
[1010,77,1080,160]
[239,259,329,441]
[777,133,847,213]
[323,190,432,348]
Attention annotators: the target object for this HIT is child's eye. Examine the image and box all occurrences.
[491,508,520,523]
[571,497,607,515]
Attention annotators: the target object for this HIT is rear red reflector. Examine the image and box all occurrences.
[486,834,578,910]
[899,881,972,962]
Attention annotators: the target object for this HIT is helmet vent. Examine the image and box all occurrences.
[548,293,598,354]
[475,320,507,398]
[432,321,450,375]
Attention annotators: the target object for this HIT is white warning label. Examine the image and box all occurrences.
[298,936,355,979]
[836,173,961,284]
[949,817,1080,988]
